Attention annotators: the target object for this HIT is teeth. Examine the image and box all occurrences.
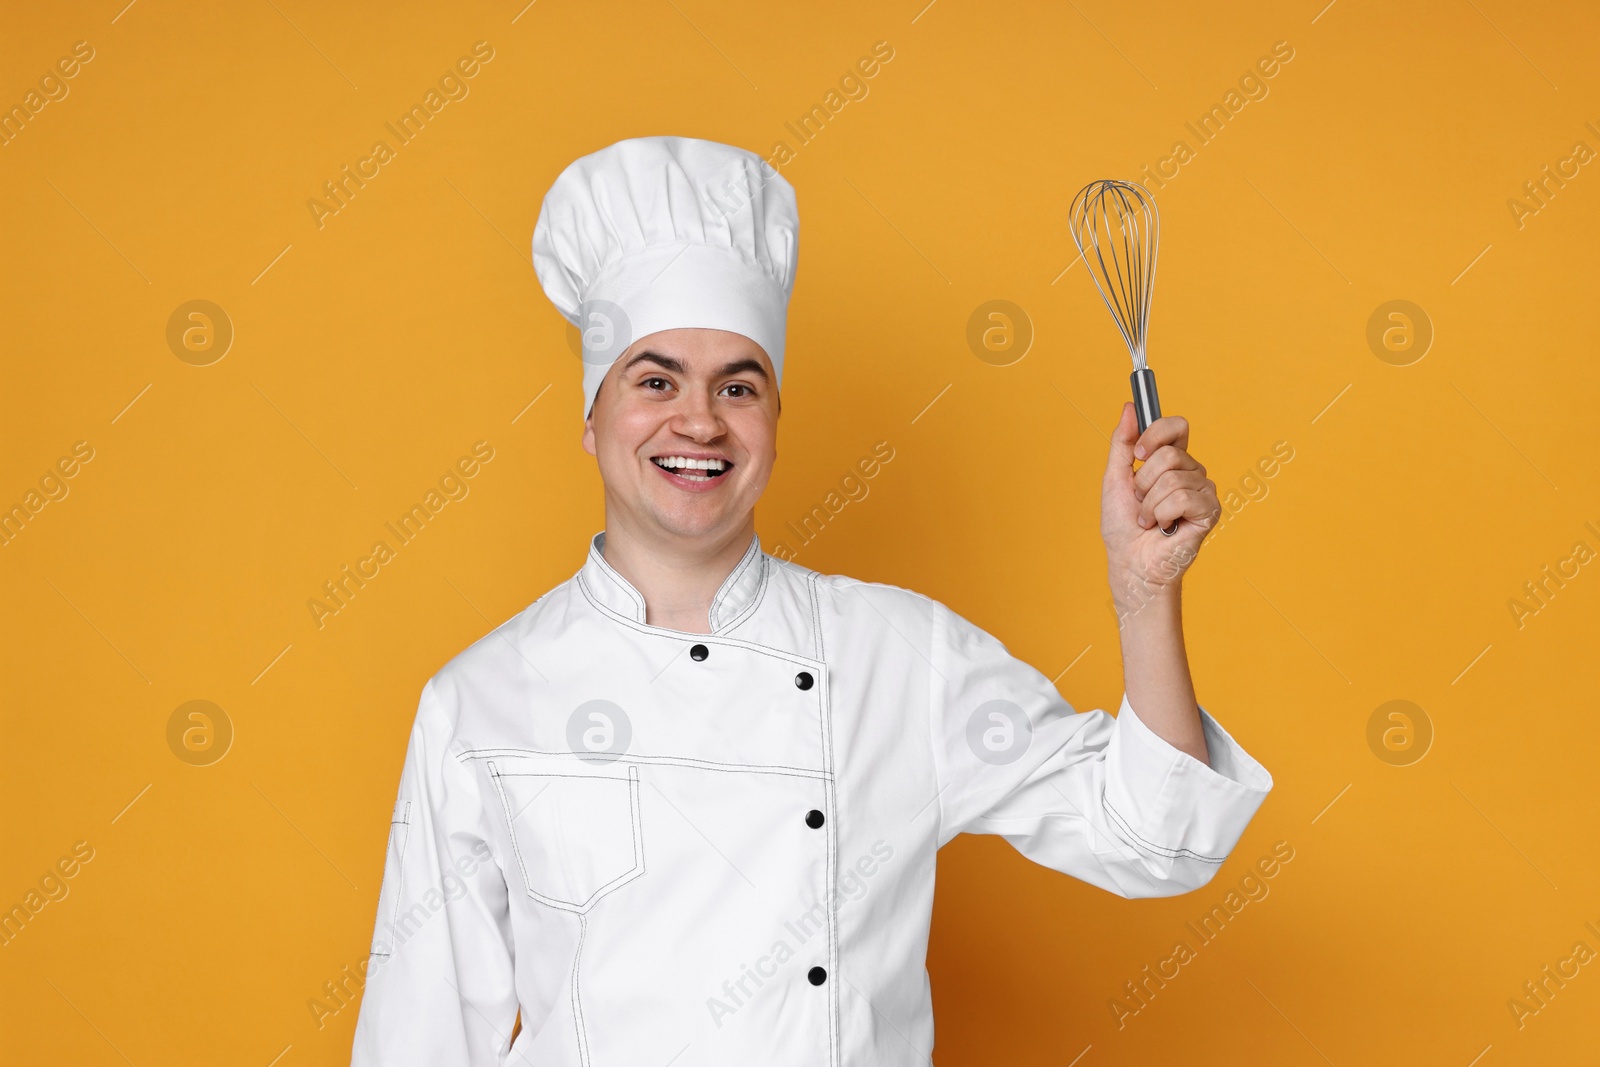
[653,456,728,471]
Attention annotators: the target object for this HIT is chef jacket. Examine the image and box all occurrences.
[350,530,1273,1065]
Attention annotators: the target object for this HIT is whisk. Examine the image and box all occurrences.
[1069,178,1178,536]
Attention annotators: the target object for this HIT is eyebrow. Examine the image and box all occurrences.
[622,350,770,382]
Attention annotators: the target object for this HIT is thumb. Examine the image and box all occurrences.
[1104,401,1138,483]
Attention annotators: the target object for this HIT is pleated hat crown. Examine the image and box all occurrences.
[531,136,800,420]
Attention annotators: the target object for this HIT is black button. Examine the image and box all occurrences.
[805,809,825,829]
[795,671,814,690]
[808,966,827,986]
[690,644,709,661]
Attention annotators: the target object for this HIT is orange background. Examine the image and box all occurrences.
[3,0,1598,1063]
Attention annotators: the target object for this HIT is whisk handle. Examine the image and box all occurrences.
[1129,368,1180,536]
[1131,367,1161,434]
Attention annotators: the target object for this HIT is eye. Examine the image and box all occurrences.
[722,382,755,398]
[642,376,673,392]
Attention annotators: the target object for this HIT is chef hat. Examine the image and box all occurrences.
[531,136,801,421]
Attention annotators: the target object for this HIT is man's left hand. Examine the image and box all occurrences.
[1101,402,1221,610]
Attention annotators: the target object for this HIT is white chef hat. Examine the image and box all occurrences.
[531,136,801,421]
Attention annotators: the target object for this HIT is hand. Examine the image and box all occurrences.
[1101,402,1221,612]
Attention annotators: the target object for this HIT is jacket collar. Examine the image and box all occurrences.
[579,529,769,634]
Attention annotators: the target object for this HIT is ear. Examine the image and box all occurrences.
[581,415,597,457]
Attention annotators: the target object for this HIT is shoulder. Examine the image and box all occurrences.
[424,573,580,701]
[771,554,956,631]
[776,555,1016,661]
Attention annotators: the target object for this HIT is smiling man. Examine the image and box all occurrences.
[351,136,1273,1066]
[579,328,781,634]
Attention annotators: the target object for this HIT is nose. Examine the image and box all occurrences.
[670,384,725,442]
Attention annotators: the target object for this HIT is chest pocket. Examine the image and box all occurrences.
[487,758,645,913]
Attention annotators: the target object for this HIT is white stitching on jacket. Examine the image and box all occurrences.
[807,572,842,1066]
[370,799,412,959]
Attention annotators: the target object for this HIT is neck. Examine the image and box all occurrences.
[600,514,757,634]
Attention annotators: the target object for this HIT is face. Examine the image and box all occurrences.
[582,328,780,546]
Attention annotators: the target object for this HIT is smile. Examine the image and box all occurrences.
[651,455,732,483]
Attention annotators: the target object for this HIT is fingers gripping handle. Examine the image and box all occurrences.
[1130,368,1180,536]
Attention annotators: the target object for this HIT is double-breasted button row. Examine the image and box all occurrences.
[805,809,827,992]
[684,646,816,693]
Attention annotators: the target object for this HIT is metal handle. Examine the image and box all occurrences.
[1130,368,1180,536]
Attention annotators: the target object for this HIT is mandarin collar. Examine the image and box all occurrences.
[578,529,768,634]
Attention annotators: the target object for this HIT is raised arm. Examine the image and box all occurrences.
[928,598,1273,897]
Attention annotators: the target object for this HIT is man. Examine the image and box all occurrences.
[351,136,1272,1065]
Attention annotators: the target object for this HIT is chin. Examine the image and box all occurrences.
[649,502,739,541]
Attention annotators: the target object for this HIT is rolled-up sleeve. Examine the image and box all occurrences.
[351,679,519,1065]
[928,599,1273,898]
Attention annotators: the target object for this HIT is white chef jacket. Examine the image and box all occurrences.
[351,530,1273,1065]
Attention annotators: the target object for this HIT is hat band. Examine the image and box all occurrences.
[581,243,789,419]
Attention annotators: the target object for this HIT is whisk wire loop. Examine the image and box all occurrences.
[1069,179,1159,372]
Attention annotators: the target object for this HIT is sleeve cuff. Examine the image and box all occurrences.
[1104,692,1274,863]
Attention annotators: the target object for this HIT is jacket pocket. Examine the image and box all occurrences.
[370,798,413,957]
[487,759,644,913]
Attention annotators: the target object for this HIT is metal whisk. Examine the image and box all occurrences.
[1069,178,1178,535]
